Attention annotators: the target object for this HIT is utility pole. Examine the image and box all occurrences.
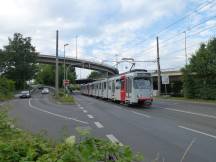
[183,31,188,65]
[55,30,59,96]
[115,54,118,69]
[75,35,78,59]
[63,43,69,93]
[156,36,161,96]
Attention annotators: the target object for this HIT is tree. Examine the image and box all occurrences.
[36,64,76,87]
[87,71,104,79]
[0,33,38,89]
[182,37,216,99]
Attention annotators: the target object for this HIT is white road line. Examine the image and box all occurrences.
[164,108,216,120]
[132,111,151,118]
[106,134,123,146]
[178,125,216,139]
[94,121,104,128]
[180,138,196,162]
[28,99,88,125]
[83,110,88,113]
[80,107,84,110]
[87,114,94,119]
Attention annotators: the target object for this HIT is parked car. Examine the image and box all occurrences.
[20,91,31,98]
[41,88,49,94]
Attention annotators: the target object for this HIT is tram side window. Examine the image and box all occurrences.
[112,80,115,92]
[108,81,111,90]
[104,82,106,89]
[115,79,121,89]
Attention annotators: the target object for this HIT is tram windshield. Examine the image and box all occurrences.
[133,77,151,89]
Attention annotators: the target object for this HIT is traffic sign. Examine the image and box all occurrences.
[63,80,70,85]
[162,75,169,84]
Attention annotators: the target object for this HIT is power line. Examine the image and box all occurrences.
[160,41,207,57]
[157,0,216,37]
[129,0,216,47]
[159,15,216,47]
[116,0,216,56]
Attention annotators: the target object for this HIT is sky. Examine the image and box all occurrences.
[0,0,215,78]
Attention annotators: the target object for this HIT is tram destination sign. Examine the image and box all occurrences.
[136,73,151,77]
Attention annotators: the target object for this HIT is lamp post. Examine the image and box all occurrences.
[183,31,188,65]
[75,35,78,59]
[64,43,69,93]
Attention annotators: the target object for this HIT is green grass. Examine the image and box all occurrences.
[154,96,216,105]
[0,93,13,101]
[0,105,143,162]
[55,95,76,104]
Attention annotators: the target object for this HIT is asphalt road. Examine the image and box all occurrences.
[7,90,216,162]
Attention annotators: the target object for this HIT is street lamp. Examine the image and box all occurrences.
[183,31,188,65]
[64,43,69,93]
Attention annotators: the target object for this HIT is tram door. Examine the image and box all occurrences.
[120,75,126,103]
[126,77,132,101]
[111,80,115,99]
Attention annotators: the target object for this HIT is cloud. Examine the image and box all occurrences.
[0,0,215,78]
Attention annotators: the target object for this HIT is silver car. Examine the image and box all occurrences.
[41,88,49,94]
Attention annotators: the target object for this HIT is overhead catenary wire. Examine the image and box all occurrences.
[160,13,216,46]
[159,24,216,49]
[128,0,216,47]
[116,0,216,56]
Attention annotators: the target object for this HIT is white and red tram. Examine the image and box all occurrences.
[80,69,153,106]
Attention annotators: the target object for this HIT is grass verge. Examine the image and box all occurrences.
[154,96,216,105]
[0,93,13,101]
[0,105,143,162]
[55,95,76,104]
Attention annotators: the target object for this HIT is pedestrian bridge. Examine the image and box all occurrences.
[37,54,119,76]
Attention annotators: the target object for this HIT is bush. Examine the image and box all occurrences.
[0,77,15,101]
[56,95,76,104]
[182,38,216,100]
[0,107,143,162]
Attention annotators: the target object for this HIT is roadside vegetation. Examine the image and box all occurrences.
[88,70,105,79]
[0,33,38,90]
[155,95,216,105]
[55,91,76,104]
[182,37,216,100]
[0,77,15,101]
[0,106,143,162]
[36,64,76,88]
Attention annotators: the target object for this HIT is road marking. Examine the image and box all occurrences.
[94,121,104,128]
[83,110,88,113]
[164,108,216,120]
[80,107,84,110]
[180,138,196,162]
[87,114,94,119]
[179,125,216,139]
[132,111,151,118]
[28,99,88,124]
[106,134,123,146]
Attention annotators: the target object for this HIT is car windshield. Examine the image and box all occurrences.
[133,77,151,89]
